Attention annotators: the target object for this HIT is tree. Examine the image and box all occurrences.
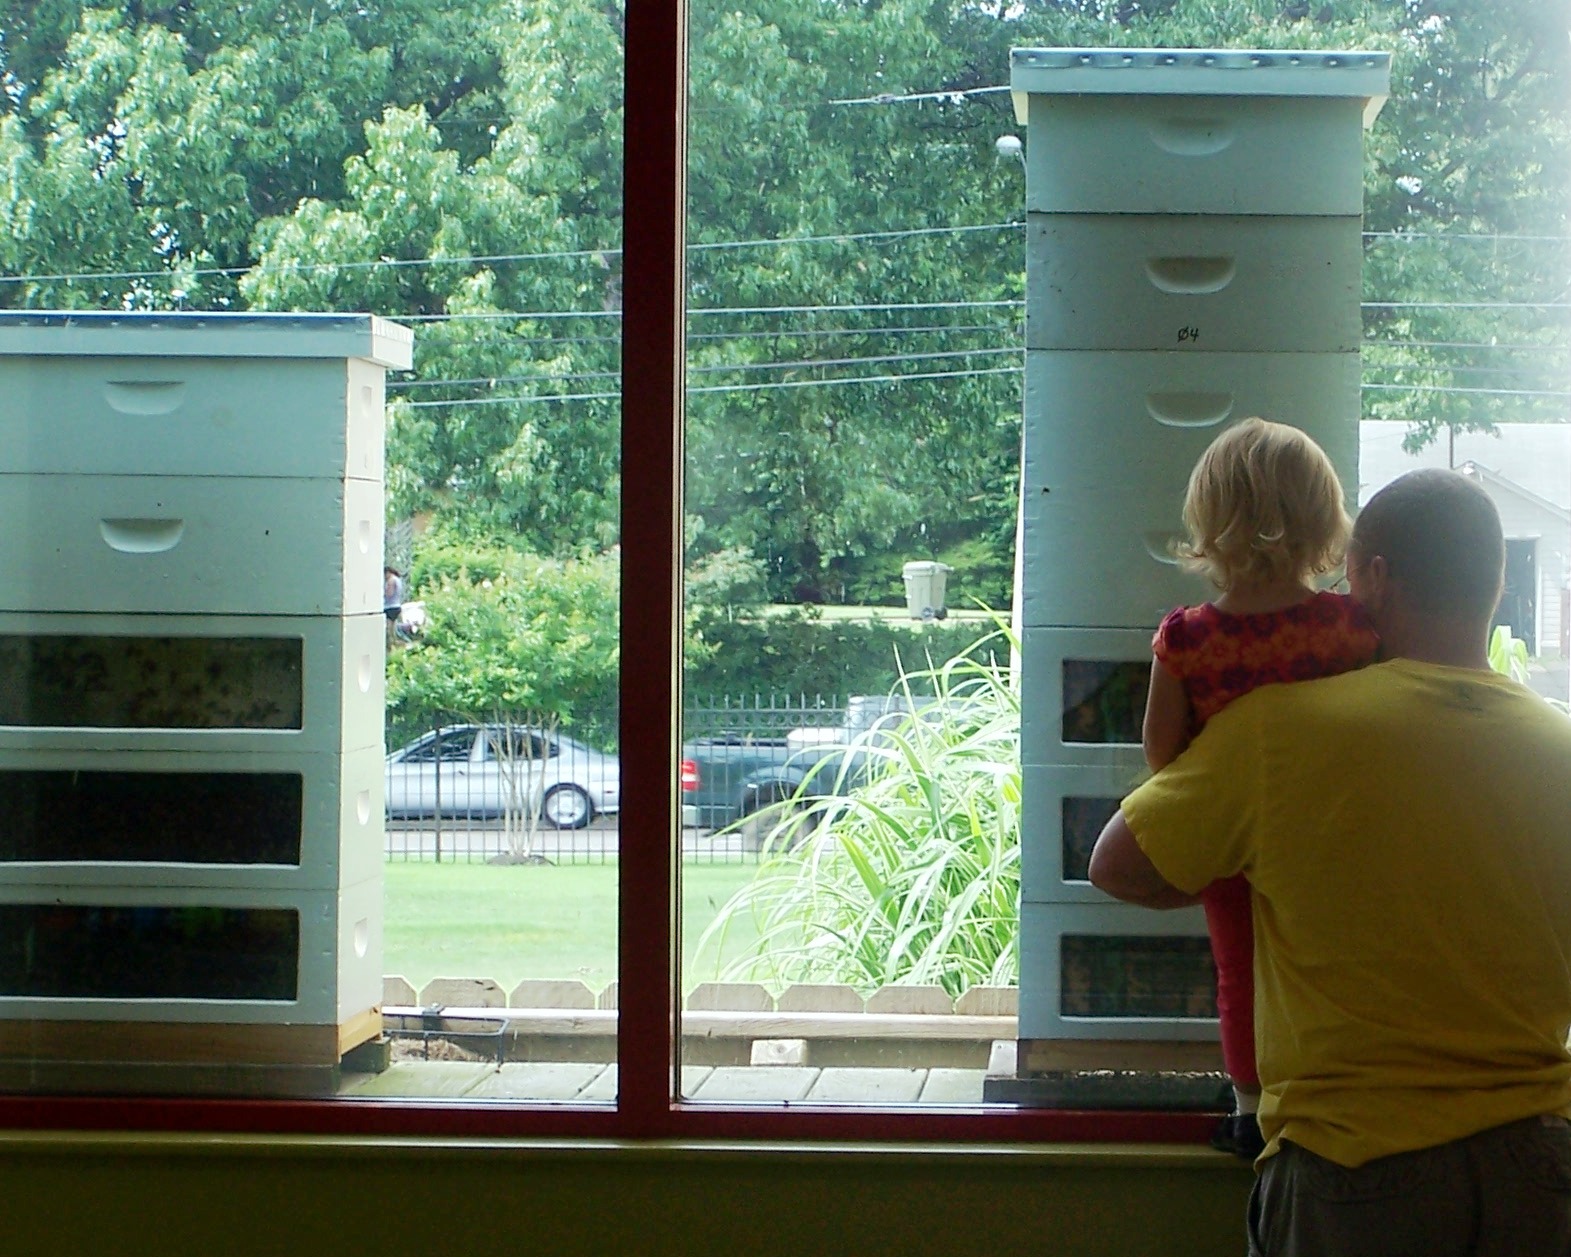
[0,0,508,308]
[0,0,1563,589]
[386,529,620,747]
[386,529,618,851]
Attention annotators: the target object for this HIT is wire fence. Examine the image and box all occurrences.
[383,696,855,865]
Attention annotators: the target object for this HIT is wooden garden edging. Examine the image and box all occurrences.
[381,977,1018,1068]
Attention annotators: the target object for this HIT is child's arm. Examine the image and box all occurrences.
[1142,659,1193,772]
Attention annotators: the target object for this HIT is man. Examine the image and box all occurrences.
[1090,468,1571,1255]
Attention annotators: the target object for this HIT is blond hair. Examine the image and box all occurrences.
[1178,417,1352,593]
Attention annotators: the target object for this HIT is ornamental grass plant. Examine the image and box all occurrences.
[695,629,1020,998]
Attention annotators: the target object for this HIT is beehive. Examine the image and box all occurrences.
[1010,49,1388,1077]
[0,312,411,1095]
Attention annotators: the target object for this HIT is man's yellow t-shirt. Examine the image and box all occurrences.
[1123,659,1571,1168]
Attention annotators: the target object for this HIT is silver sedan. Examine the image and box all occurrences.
[384,724,620,829]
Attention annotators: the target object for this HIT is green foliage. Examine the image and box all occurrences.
[1,0,1564,584]
[0,0,507,307]
[696,628,1021,996]
[1487,623,1531,685]
[685,610,992,701]
[387,529,619,746]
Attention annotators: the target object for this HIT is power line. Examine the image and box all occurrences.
[373,297,1571,324]
[687,321,1017,342]
[1365,301,1571,311]
[392,345,1552,394]
[4,224,1568,288]
[390,345,1023,391]
[0,222,1027,287]
[827,85,1012,106]
[1362,383,1570,399]
[397,368,1568,410]
[381,327,1564,361]
[1365,339,1570,353]
[1364,231,1571,245]
[1365,356,1570,376]
[388,301,1026,321]
[402,363,1023,407]
[691,222,1022,251]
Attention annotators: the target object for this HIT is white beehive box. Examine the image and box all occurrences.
[0,474,383,616]
[0,878,382,1032]
[0,611,384,755]
[0,744,384,892]
[0,355,389,481]
[1025,215,1363,353]
[0,312,410,1089]
[1023,351,1362,468]
[1019,764,1148,904]
[1011,47,1387,217]
[1010,49,1386,1066]
[1018,901,1219,1042]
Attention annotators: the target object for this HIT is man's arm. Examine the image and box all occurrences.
[1089,810,1202,909]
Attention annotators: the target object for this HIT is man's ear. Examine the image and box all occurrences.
[1363,554,1391,613]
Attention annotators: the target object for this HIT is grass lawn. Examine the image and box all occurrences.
[382,860,763,997]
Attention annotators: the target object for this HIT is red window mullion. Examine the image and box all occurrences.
[617,0,688,1137]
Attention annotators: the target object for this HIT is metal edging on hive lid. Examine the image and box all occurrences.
[1010,47,1391,127]
[0,311,414,370]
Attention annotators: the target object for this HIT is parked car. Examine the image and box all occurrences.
[385,724,619,829]
[680,730,870,843]
[680,696,961,842]
[680,734,803,830]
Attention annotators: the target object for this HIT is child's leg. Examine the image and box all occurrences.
[1203,873,1264,1157]
[1201,872,1258,1093]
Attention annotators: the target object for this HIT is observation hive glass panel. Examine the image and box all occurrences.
[1061,934,1217,1019]
[0,636,303,728]
[1061,796,1122,882]
[0,771,303,864]
[0,905,300,1000]
[1061,660,1149,744]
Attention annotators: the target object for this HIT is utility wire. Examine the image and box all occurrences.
[1362,383,1570,399]
[399,370,1566,409]
[364,297,1571,323]
[827,85,1012,106]
[395,347,1555,393]
[3,225,1567,288]
[390,345,1022,390]
[402,364,1022,407]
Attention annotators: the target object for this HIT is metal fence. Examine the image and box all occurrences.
[383,696,851,865]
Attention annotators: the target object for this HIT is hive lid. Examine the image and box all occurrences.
[1010,47,1390,127]
[0,311,414,369]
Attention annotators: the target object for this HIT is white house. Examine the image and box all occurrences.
[1360,422,1571,658]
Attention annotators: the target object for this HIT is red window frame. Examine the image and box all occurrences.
[0,0,1210,1145]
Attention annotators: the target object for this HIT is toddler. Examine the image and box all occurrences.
[1142,417,1379,1160]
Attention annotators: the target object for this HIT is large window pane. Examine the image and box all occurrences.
[0,0,623,1106]
[675,1,1569,1115]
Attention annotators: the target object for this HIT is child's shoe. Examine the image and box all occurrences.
[1210,1112,1266,1161]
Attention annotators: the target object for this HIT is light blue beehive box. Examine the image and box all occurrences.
[1010,49,1389,1069]
[0,312,411,1093]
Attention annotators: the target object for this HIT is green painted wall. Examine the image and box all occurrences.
[0,1135,1251,1256]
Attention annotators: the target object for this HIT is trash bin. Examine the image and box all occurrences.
[902,561,953,620]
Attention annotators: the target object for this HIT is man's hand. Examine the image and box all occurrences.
[1089,811,1202,909]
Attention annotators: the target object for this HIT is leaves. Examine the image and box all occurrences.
[0,0,1563,584]
[694,627,1022,996]
[386,527,620,746]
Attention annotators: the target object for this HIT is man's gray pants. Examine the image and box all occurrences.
[1248,1114,1571,1256]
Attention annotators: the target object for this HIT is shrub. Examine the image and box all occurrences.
[695,627,1020,997]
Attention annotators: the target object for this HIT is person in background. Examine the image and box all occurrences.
[1093,468,1571,1255]
[1142,417,1378,1159]
[383,567,404,640]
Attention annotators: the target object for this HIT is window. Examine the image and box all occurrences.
[0,0,1560,1149]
